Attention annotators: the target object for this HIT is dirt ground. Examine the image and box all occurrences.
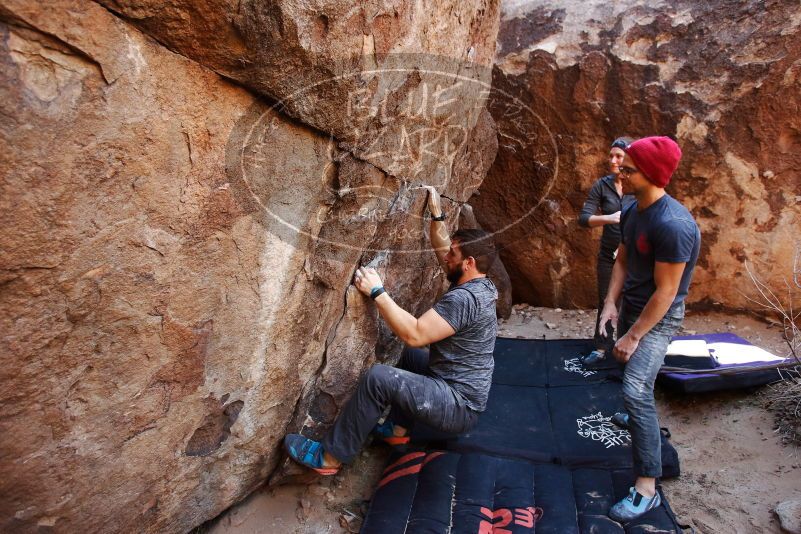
[199,306,800,534]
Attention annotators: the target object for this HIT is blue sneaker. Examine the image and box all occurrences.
[372,420,410,446]
[283,434,339,475]
[609,487,661,523]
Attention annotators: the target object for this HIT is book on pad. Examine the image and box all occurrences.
[708,342,785,365]
[665,339,710,358]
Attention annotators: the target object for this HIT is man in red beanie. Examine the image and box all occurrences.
[598,136,701,523]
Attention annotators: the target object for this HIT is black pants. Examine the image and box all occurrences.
[594,255,616,351]
[321,348,478,463]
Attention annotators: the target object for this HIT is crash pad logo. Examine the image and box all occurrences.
[478,506,543,533]
[576,412,630,449]
[564,357,597,377]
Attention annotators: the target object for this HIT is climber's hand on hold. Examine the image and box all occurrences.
[354,267,384,297]
[423,185,443,218]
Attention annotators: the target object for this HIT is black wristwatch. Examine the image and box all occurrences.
[370,287,386,300]
[431,213,446,222]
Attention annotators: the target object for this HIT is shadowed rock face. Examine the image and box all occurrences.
[0,0,501,532]
[474,0,801,309]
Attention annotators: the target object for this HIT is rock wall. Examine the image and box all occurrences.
[474,0,801,309]
[0,0,500,532]
[97,0,501,184]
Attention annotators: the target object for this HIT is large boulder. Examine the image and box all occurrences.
[473,0,801,309]
[0,0,500,532]
[96,0,501,185]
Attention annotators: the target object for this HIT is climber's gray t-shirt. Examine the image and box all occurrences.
[431,277,498,412]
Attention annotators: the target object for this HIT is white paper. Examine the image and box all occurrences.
[666,339,710,357]
[708,342,784,365]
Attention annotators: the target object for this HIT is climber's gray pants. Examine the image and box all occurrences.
[322,348,477,463]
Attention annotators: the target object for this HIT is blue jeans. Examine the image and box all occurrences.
[618,301,684,478]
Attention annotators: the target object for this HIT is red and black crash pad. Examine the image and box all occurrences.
[362,449,684,533]
[361,338,684,533]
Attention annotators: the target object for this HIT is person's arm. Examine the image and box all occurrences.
[598,243,628,332]
[588,212,621,227]
[424,186,450,269]
[579,181,620,228]
[353,267,455,347]
[612,261,685,362]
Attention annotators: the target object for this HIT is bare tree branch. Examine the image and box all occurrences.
[743,251,800,363]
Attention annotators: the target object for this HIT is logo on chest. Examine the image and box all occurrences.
[636,232,652,255]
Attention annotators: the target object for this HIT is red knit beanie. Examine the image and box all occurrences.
[625,136,682,187]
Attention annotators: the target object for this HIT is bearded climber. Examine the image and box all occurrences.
[283,187,498,475]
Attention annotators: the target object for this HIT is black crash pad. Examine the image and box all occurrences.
[362,338,684,533]
[410,338,679,476]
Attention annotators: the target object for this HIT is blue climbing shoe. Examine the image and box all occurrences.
[611,412,630,430]
[609,487,661,523]
[283,434,339,475]
[581,349,607,367]
[372,420,410,446]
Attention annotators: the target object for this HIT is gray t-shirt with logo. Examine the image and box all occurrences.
[431,277,498,412]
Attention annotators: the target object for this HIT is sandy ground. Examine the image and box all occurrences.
[198,306,800,534]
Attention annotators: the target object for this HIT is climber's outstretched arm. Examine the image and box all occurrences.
[423,186,450,270]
